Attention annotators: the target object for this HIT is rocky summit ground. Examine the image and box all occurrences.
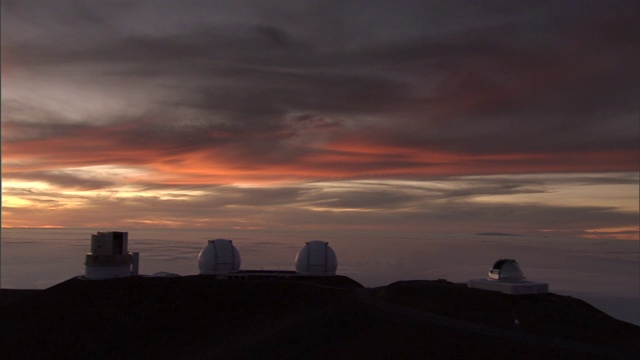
[1,276,639,359]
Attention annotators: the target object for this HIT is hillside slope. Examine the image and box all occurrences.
[1,276,638,359]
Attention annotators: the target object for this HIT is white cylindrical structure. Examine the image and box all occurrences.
[84,231,133,280]
[198,239,241,275]
[85,264,132,279]
[295,240,337,275]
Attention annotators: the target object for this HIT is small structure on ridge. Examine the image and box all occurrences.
[467,259,548,295]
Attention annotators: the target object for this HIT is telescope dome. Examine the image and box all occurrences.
[295,240,337,275]
[198,239,241,275]
[488,259,525,281]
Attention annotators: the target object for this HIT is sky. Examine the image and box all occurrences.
[1,0,639,240]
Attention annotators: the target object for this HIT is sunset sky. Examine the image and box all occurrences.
[2,0,638,239]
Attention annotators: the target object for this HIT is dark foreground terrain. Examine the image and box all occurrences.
[1,276,639,359]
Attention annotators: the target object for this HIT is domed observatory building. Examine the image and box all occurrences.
[295,240,337,275]
[198,239,241,277]
[488,259,525,281]
[85,231,139,279]
[468,259,548,295]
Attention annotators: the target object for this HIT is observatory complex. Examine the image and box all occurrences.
[83,233,341,281]
[467,259,549,294]
[81,233,547,296]
[84,231,139,279]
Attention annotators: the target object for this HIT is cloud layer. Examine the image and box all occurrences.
[2,1,639,237]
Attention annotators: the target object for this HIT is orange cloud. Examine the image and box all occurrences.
[4,122,638,188]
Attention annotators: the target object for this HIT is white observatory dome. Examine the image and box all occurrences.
[198,239,241,275]
[295,240,337,275]
[488,259,525,281]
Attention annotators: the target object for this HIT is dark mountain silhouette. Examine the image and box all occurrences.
[1,276,638,359]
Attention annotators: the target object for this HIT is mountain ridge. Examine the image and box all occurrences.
[1,276,638,359]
